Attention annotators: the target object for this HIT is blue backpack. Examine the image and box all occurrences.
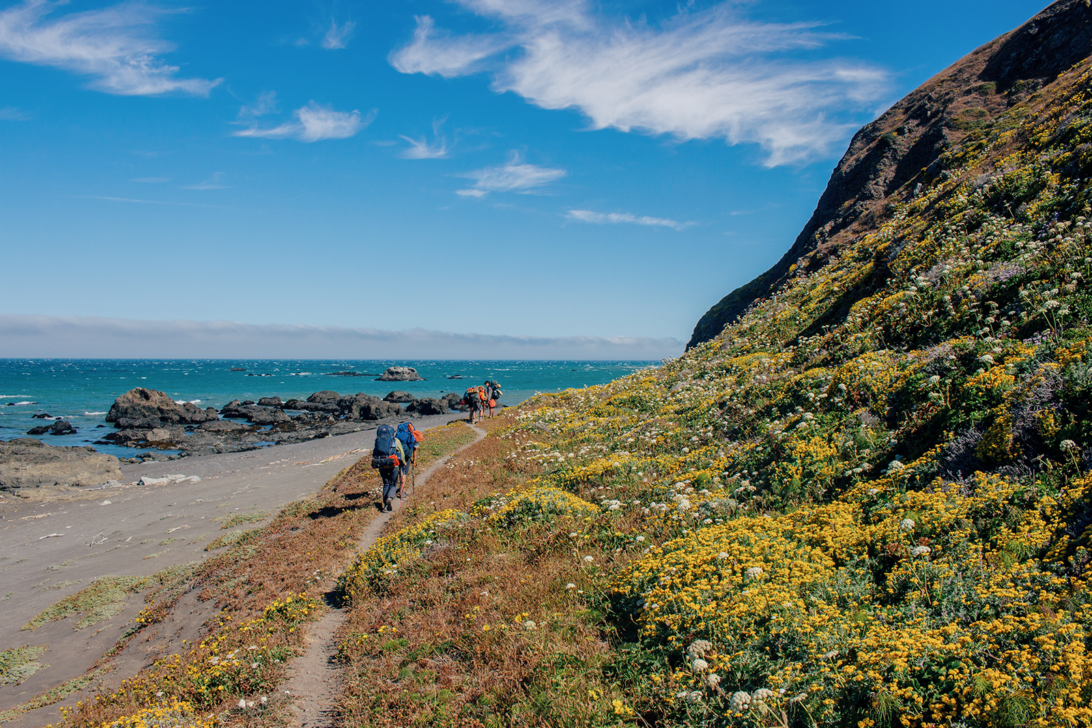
[396,423,416,459]
[371,424,400,470]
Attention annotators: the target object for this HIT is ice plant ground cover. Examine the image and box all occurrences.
[46,422,477,728]
[326,57,1092,728]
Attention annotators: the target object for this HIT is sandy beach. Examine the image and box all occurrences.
[0,412,463,726]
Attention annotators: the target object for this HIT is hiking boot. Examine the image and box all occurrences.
[384,498,393,512]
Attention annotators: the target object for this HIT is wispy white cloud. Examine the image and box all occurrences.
[567,209,691,230]
[131,176,170,183]
[457,154,565,197]
[390,15,511,78]
[239,90,278,118]
[0,0,220,96]
[399,116,449,159]
[0,105,30,120]
[234,102,374,142]
[0,314,684,360]
[183,172,227,190]
[322,19,356,49]
[390,1,888,165]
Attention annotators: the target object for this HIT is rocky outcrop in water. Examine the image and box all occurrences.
[106,388,219,426]
[376,366,425,382]
[0,438,122,491]
[384,391,417,403]
[26,420,76,436]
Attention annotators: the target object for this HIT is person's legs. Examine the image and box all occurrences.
[381,469,398,510]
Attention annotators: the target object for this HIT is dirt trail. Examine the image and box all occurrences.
[282,423,486,728]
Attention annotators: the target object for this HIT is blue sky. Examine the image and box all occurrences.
[0,0,1050,358]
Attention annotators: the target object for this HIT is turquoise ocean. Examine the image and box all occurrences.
[0,360,658,458]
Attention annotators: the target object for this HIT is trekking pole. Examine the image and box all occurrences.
[412,461,416,500]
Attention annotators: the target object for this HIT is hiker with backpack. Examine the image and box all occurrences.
[487,380,502,418]
[395,422,422,485]
[463,385,482,424]
[371,424,405,512]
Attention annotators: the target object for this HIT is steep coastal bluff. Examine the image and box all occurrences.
[690,0,1092,348]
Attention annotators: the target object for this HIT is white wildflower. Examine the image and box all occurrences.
[911,545,932,557]
[730,691,751,712]
[1061,439,1078,451]
[565,583,575,589]
[900,518,916,532]
[691,658,709,673]
[583,555,594,563]
[752,688,774,703]
[687,639,712,658]
[746,566,764,579]
[706,673,721,689]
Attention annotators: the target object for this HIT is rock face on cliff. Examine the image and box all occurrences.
[106,388,219,427]
[376,366,425,382]
[689,0,1092,348]
[0,439,122,491]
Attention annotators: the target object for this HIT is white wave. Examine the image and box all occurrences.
[84,411,107,416]
[172,399,202,405]
[13,401,35,405]
[0,395,29,399]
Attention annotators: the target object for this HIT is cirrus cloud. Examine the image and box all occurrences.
[0,0,220,96]
[390,0,889,166]
[566,209,692,231]
[234,102,375,142]
[456,154,565,197]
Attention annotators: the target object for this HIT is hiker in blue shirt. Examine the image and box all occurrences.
[395,422,419,491]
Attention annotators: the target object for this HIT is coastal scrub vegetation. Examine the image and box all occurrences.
[323,59,1092,728]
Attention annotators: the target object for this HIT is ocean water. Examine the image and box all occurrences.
[0,359,658,457]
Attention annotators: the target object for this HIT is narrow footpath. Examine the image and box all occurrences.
[282,423,487,728]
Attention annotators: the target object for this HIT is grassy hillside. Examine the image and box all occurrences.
[324,50,1092,728]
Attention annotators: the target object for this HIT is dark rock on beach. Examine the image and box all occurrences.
[258,396,283,407]
[220,400,290,425]
[441,392,467,411]
[355,401,403,420]
[376,366,425,382]
[0,438,123,491]
[384,391,417,403]
[107,388,219,426]
[32,413,52,419]
[405,398,449,416]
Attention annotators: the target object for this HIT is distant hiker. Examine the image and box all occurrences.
[488,380,502,418]
[463,386,482,424]
[395,422,422,485]
[371,424,405,512]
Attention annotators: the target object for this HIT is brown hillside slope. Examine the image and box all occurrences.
[689,0,1092,348]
